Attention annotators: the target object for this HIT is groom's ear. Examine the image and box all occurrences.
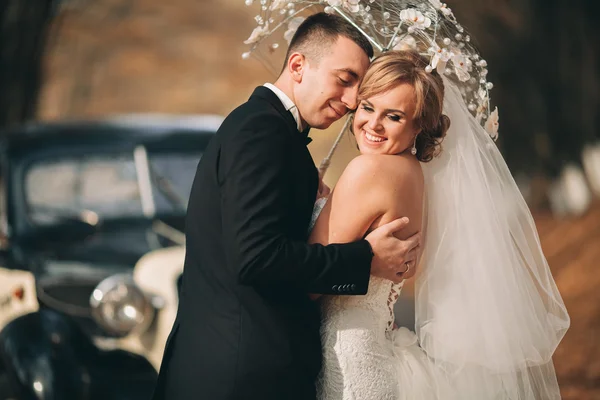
[288,52,305,83]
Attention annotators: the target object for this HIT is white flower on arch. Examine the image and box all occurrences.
[430,45,452,73]
[244,24,269,45]
[428,0,453,16]
[284,17,306,44]
[269,0,288,10]
[399,9,431,30]
[452,54,471,82]
[484,107,500,140]
[327,0,360,13]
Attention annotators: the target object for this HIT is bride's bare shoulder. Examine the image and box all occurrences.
[338,154,423,191]
[311,154,423,245]
[331,154,424,236]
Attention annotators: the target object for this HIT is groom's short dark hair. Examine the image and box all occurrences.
[283,12,373,69]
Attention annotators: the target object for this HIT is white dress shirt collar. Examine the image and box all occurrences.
[263,83,304,132]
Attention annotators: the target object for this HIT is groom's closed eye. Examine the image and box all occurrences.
[336,74,354,87]
[334,68,359,86]
[338,77,351,86]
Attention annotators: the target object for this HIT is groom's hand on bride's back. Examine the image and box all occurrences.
[365,217,421,283]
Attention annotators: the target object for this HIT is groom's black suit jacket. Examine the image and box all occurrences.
[152,86,373,400]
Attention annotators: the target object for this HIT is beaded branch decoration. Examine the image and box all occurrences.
[242,0,499,172]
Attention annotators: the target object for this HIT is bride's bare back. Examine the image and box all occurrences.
[309,153,445,400]
[309,153,424,255]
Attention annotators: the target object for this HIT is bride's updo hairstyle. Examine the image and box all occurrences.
[358,50,450,162]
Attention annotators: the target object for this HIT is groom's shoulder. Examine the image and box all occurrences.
[218,95,290,137]
[229,94,278,119]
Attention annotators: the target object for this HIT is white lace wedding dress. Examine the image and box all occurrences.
[311,199,447,400]
[310,79,569,400]
[317,278,447,400]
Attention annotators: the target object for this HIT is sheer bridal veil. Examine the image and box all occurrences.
[416,79,570,399]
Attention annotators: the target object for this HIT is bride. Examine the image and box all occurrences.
[308,49,570,399]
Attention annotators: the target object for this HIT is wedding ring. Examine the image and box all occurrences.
[396,262,411,276]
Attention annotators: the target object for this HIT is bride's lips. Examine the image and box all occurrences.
[362,130,387,145]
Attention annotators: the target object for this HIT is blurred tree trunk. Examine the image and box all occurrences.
[453,0,600,178]
[538,0,599,175]
[0,0,58,129]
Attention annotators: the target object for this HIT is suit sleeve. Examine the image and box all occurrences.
[219,124,372,295]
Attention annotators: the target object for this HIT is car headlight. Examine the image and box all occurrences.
[89,274,155,337]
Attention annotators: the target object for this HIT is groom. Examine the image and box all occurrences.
[152,12,420,400]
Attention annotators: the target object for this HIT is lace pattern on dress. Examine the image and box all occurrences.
[386,282,404,331]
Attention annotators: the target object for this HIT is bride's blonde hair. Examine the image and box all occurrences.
[358,50,450,162]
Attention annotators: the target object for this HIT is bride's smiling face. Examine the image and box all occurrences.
[353,82,420,155]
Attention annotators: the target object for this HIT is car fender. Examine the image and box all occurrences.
[95,246,185,371]
[0,309,93,399]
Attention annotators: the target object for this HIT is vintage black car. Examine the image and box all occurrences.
[0,114,221,399]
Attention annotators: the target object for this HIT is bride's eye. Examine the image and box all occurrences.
[388,114,401,122]
[361,104,374,112]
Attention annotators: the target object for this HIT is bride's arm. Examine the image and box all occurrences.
[308,154,423,299]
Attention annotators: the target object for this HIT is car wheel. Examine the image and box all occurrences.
[0,372,18,400]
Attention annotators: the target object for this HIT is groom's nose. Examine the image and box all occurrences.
[340,86,359,111]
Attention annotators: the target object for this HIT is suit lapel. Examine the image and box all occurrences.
[248,86,318,235]
[249,86,312,145]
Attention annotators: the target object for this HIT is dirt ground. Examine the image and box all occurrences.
[535,202,600,399]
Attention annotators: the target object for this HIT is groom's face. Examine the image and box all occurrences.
[292,36,370,130]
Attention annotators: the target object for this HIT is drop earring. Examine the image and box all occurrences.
[410,136,417,156]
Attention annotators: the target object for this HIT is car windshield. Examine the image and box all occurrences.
[25,150,201,225]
